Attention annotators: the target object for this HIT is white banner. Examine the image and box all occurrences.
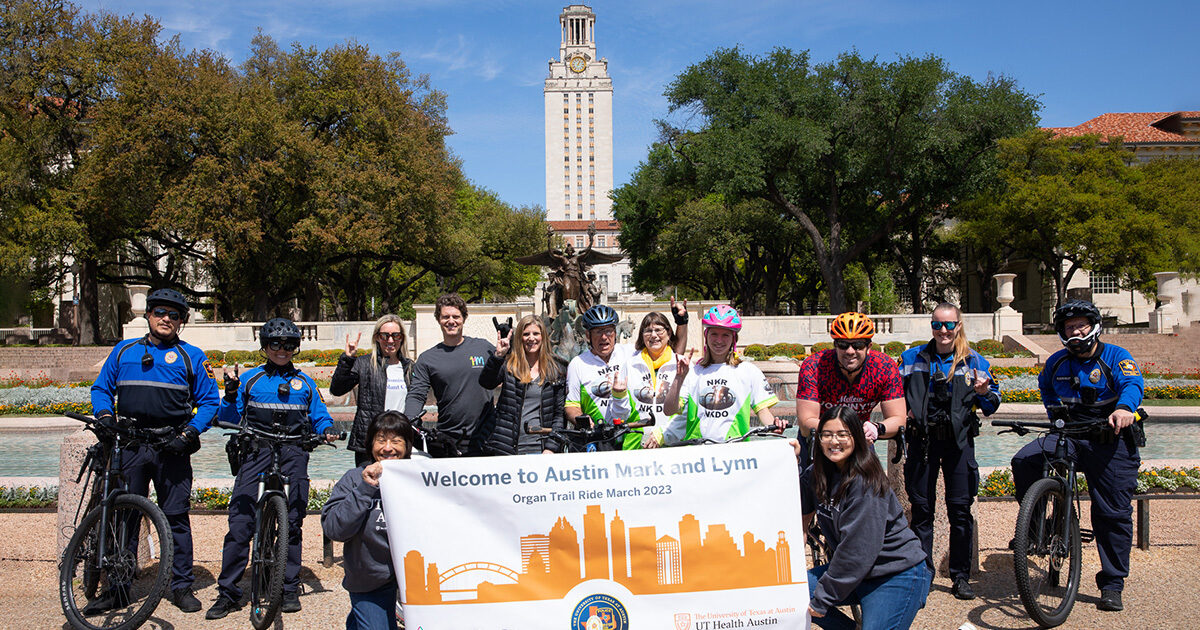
[379,440,810,630]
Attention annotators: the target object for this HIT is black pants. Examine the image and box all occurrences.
[121,443,194,591]
[216,445,310,600]
[1012,434,1139,592]
[905,435,978,582]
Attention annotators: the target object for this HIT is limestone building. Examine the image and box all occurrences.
[541,5,640,304]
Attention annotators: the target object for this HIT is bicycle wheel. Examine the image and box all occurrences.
[249,494,289,630]
[60,494,172,630]
[1013,477,1081,628]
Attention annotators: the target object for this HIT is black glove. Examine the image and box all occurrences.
[223,375,240,402]
[95,413,118,430]
[672,308,689,326]
[323,427,342,442]
[165,426,201,455]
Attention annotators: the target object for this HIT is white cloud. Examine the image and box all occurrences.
[415,34,505,81]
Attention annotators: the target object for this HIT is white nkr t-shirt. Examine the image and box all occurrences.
[566,343,636,423]
[674,361,778,442]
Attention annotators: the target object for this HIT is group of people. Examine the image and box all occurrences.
[86,287,1144,629]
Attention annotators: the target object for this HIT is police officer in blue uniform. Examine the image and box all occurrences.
[206,318,339,619]
[1011,300,1144,613]
[900,303,1001,601]
[89,287,220,613]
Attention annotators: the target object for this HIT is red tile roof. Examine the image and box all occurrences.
[547,220,620,231]
[1045,111,1200,144]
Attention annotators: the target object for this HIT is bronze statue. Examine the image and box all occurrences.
[515,224,623,316]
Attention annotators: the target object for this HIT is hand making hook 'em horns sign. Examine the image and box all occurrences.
[344,332,362,358]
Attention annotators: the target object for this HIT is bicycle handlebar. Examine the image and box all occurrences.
[214,419,345,448]
[65,412,175,442]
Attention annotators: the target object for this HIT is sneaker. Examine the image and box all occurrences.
[952,577,976,600]
[1097,589,1123,612]
[81,586,130,615]
[171,587,202,613]
[282,591,301,613]
[205,594,242,620]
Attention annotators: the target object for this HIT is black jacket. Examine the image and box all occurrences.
[330,353,413,453]
[900,341,1001,450]
[478,353,567,455]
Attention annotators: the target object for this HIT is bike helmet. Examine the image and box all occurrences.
[829,312,874,339]
[581,304,619,330]
[701,305,742,331]
[260,317,302,342]
[145,288,190,322]
[1053,299,1101,354]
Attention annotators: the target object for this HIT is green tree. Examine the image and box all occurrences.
[658,47,1039,313]
[612,144,817,314]
[1,0,164,341]
[960,130,1165,306]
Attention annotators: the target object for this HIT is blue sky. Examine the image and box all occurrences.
[80,0,1198,211]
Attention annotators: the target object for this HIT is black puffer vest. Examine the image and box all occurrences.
[478,352,567,455]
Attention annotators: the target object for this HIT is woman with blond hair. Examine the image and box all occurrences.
[479,315,568,455]
[331,314,414,465]
[898,303,1000,600]
[660,305,785,443]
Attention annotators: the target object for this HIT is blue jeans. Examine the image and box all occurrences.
[347,583,398,630]
[809,562,929,630]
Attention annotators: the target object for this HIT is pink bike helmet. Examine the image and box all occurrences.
[701,305,742,331]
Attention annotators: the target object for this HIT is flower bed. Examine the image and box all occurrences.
[0,484,335,511]
[980,466,1200,498]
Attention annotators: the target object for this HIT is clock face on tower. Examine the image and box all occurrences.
[569,56,587,73]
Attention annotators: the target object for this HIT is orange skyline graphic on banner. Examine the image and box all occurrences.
[404,504,794,604]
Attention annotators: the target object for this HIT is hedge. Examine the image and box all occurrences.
[980,466,1200,497]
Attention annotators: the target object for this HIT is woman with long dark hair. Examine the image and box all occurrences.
[331,314,413,466]
[804,405,928,629]
[479,315,568,455]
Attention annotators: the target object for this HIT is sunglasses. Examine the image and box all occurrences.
[150,307,183,321]
[377,332,404,341]
[266,340,299,352]
[931,321,960,331]
[834,340,869,351]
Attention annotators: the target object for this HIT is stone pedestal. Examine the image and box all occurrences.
[1152,271,1182,334]
[57,429,98,556]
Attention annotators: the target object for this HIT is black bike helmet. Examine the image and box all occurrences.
[1053,299,1102,354]
[146,288,190,322]
[581,304,619,330]
[260,317,302,342]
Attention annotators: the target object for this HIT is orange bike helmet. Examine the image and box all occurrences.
[829,312,875,339]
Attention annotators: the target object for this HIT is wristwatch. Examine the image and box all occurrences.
[873,421,886,438]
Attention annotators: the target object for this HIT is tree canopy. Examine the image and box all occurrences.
[1,0,542,338]
[654,47,1040,313]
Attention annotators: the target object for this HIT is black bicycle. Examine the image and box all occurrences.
[59,412,175,630]
[214,419,344,629]
[993,409,1146,628]
[673,422,793,447]
[525,419,653,452]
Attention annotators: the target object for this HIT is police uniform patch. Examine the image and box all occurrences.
[203,360,215,380]
[1089,368,1102,384]
[1118,359,1140,377]
[164,351,178,364]
[290,378,304,391]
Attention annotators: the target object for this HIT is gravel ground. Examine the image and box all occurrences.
[2,499,1198,630]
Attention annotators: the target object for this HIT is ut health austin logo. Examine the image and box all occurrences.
[571,593,629,630]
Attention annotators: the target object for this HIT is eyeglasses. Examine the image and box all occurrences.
[818,430,853,443]
[150,307,183,321]
[593,328,616,338]
[834,340,869,351]
[642,326,668,337]
[377,332,404,341]
[931,321,959,331]
[266,340,299,352]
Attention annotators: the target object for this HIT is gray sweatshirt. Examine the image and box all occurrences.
[403,337,496,454]
[321,465,395,593]
[802,467,926,615]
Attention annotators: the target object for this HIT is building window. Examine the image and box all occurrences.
[599,274,608,290]
[621,274,631,293]
[1089,273,1121,294]
[598,236,606,248]
[576,236,584,248]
